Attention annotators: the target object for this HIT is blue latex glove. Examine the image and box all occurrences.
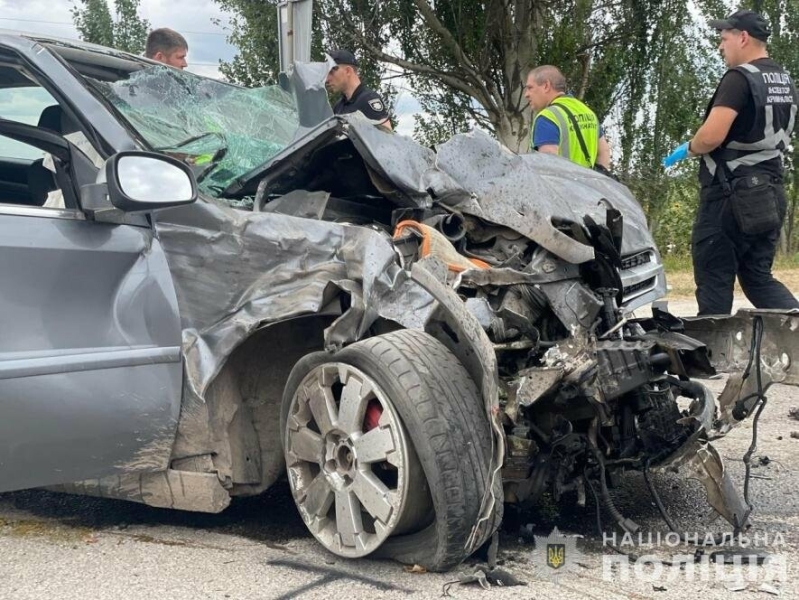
[662,142,690,167]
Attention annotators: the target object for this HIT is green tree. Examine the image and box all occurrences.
[72,0,114,48]
[214,0,330,87]
[753,0,799,253]
[316,0,727,155]
[214,0,282,86]
[71,0,150,54]
[615,0,721,240]
[212,0,771,255]
[211,0,712,156]
[213,1,386,112]
[113,0,150,54]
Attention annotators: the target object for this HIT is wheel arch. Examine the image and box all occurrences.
[200,313,403,497]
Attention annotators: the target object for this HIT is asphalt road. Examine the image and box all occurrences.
[2,300,798,599]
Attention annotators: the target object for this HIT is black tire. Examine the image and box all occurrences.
[281,329,501,571]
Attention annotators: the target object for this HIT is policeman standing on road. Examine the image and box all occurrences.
[326,49,392,129]
[662,10,798,315]
[524,65,611,171]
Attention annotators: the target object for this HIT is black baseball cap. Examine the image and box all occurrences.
[328,49,358,67]
[709,9,771,41]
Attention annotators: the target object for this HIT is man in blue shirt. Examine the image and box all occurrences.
[524,66,611,170]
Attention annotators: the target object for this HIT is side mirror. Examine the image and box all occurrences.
[106,151,198,212]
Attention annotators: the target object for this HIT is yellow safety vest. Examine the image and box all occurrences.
[532,96,600,168]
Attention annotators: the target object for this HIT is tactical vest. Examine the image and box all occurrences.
[533,96,600,168]
[699,61,797,187]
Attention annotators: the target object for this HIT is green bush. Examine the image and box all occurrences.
[629,174,799,261]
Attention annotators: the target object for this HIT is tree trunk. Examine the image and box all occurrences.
[493,110,531,154]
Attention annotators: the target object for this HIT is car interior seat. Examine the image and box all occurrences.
[27,105,80,206]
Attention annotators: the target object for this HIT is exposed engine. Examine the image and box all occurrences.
[391,204,749,532]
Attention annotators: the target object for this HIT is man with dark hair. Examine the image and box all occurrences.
[524,65,611,170]
[662,10,798,315]
[325,49,391,129]
[145,28,188,70]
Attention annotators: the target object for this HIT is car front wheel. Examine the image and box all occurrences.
[281,329,500,571]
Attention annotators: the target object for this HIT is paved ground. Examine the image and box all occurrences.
[2,299,798,599]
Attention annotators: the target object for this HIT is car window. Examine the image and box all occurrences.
[0,75,93,210]
[0,86,55,161]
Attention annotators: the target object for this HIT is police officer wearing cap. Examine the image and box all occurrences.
[662,10,798,315]
[326,49,392,129]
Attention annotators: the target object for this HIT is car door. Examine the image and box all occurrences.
[0,91,184,493]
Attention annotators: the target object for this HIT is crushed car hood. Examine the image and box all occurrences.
[227,118,659,265]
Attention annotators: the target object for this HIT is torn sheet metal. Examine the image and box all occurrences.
[640,330,716,378]
[514,367,566,407]
[682,309,799,386]
[285,61,333,128]
[151,200,494,461]
[712,369,776,436]
[656,437,748,530]
[538,279,604,332]
[232,121,665,301]
[155,200,430,391]
[432,130,659,264]
[679,381,717,434]
[457,263,579,287]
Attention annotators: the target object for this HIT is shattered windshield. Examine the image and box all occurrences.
[86,66,299,196]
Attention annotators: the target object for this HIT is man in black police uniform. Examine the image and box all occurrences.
[326,49,392,129]
[662,10,798,315]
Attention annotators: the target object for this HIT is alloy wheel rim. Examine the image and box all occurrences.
[284,362,412,557]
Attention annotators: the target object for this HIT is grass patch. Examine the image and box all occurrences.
[663,252,799,274]
[662,252,799,299]
[0,516,93,542]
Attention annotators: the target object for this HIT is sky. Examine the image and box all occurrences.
[0,0,421,135]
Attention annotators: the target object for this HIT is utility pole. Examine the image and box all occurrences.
[277,0,313,72]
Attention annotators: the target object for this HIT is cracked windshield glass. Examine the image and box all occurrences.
[87,64,298,198]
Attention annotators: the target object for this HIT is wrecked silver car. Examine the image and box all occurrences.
[0,34,795,572]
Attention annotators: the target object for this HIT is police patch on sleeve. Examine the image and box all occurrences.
[368,98,384,112]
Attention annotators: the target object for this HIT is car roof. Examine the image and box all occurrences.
[0,30,162,70]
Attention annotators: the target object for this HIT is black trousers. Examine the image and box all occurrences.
[691,182,799,315]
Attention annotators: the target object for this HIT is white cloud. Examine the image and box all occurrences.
[395,114,418,137]
[0,0,237,78]
[393,92,422,137]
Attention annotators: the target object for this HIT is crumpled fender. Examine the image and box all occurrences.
[656,379,748,529]
[655,435,748,531]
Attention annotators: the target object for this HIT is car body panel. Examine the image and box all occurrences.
[0,204,182,492]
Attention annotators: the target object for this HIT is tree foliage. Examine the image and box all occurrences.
[72,0,114,48]
[748,0,799,253]
[71,0,150,54]
[214,1,388,112]
[214,0,282,87]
